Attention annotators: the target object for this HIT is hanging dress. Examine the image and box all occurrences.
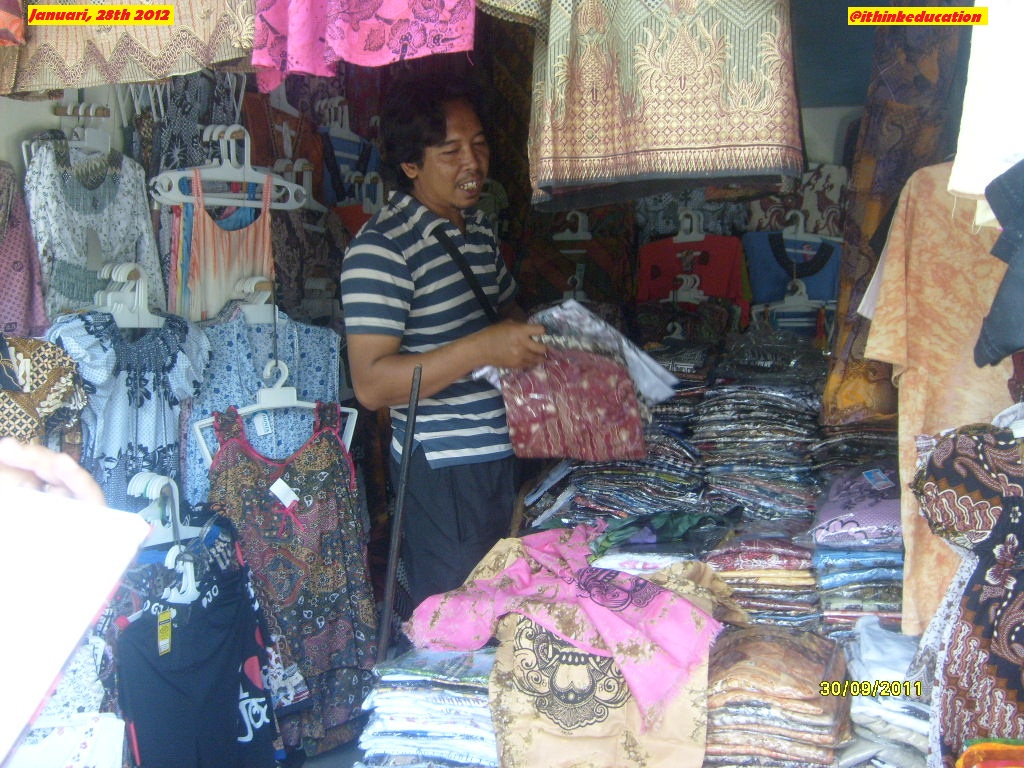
[206,402,378,755]
[45,310,210,512]
[24,135,165,319]
[186,168,274,322]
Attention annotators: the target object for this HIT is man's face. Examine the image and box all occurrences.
[402,98,490,226]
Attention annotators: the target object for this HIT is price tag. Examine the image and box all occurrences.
[157,609,172,655]
[270,477,299,507]
[253,412,273,436]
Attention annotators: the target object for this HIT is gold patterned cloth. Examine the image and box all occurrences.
[477,0,803,209]
[0,335,86,443]
[0,0,252,93]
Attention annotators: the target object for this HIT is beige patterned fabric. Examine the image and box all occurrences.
[863,162,1014,635]
[0,0,252,93]
[478,0,803,209]
[491,613,710,768]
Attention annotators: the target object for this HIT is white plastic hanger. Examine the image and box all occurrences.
[751,278,832,335]
[191,360,359,465]
[99,263,165,328]
[149,125,307,210]
[234,275,278,325]
[674,208,706,243]
[67,104,112,156]
[129,471,205,548]
[666,273,707,304]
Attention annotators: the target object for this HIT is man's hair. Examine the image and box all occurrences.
[380,71,484,192]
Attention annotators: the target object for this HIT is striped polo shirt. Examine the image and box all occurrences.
[340,192,517,468]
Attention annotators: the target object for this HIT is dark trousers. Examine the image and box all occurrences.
[390,445,517,607]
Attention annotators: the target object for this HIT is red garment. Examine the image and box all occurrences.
[637,234,750,324]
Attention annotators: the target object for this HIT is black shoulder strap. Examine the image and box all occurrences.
[433,227,500,323]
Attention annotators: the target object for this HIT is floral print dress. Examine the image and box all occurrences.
[207,401,378,755]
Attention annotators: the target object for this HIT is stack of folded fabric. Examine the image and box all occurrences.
[704,523,821,631]
[838,615,929,768]
[692,383,824,527]
[807,460,904,637]
[704,625,853,768]
[357,648,498,768]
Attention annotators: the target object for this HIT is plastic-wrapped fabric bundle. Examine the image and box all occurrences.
[810,461,903,551]
[500,340,647,462]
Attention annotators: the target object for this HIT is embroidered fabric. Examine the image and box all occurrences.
[477,0,802,208]
[0,0,251,93]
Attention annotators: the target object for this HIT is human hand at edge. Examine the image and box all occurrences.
[0,437,106,506]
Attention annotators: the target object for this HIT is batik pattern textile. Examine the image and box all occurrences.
[491,613,711,768]
[252,0,476,89]
[0,335,86,444]
[0,0,24,46]
[820,13,967,428]
[0,0,251,93]
[0,162,48,337]
[45,311,209,513]
[863,162,1013,634]
[405,522,722,724]
[931,496,1024,767]
[207,402,378,754]
[24,136,165,318]
[477,0,803,208]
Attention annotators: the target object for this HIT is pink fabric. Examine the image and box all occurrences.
[253,0,476,91]
[404,522,723,717]
[0,165,48,337]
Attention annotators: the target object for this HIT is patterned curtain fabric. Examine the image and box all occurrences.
[0,0,253,94]
[477,0,803,210]
[819,7,970,428]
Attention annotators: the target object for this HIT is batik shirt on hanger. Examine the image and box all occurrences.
[45,310,209,513]
[24,134,165,319]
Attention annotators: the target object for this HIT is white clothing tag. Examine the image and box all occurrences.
[270,478,299,506]
[253,412,273,436]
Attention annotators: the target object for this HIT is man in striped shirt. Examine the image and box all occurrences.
[340,72,547,607]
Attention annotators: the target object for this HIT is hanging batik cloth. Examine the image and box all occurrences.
[0,0,251,93]
[911,425,1024,767]
[0,335,86,445]
[207,402,378,756]
[477,0,803,209]
[251,0,477,92]
[819,13,969,428]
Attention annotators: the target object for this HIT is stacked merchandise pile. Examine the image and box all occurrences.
[517,421,741,571]
[806,459,904,637]
[703,524,820,631]
[838,616,929,768]
[692,381,823,527]
[704,625,853,768]
[357,648,498,768]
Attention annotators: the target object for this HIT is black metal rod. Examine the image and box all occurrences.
[377,364,422,661]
